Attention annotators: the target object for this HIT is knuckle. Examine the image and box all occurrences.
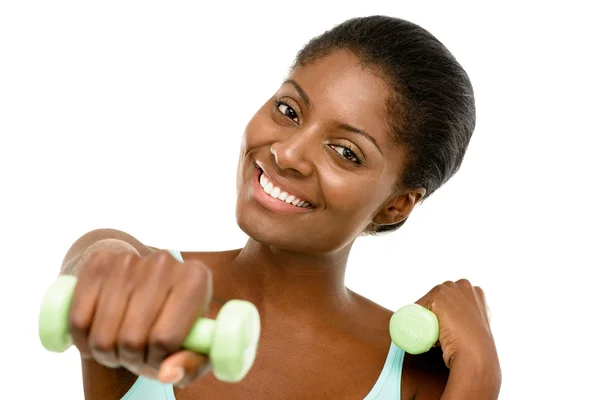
[118,334,146,354]
[146,250,178,276]
[426,282,452,304]
[90,250,112,265]
[83,252,112,278]
[115,253,138,277]
[456,278,472,287]
[426,297,438,310]
[87,251,105,264]
[84,248,140,277]
[69,312,90,333]
[148,331,180,353]
[153,249,176,264]
[430,284,445,295]
[88,336,115,354]
[187,263,211,286]
[115,251,139,265]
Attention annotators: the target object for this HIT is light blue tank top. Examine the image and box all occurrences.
[121,250,405,399]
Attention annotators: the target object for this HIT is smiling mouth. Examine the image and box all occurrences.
[257,169,313,208]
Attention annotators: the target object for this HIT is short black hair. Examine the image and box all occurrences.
[293,16,476,233]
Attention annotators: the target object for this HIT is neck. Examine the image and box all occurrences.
[231,238,354,316]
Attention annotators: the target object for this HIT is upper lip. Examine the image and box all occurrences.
[255,161,316,206]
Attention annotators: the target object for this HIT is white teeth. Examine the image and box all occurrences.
[270,186,280,198]
[258,172,311,208]
[264,181,273,195]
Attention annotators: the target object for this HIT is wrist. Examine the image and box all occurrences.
[441,352,502,400]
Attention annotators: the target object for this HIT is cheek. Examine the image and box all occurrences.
[323,174,387,217]
[237,104,276,189]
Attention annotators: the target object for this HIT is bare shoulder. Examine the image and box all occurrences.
[180,249,243,300]
[350,290,395,326]
[180,248,242,276]
[181,248,241,265]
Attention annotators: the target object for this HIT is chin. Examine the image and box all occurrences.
[235,204,307,252]
[235,202,356,255]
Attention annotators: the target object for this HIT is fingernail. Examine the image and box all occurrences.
[161,366,185,384]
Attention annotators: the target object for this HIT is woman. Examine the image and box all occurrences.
[60,15,501,399]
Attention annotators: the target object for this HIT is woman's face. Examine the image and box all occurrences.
[236,49,413,253]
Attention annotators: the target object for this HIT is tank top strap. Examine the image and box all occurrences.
[363,342,405,399]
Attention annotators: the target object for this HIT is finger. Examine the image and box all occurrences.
[456,278,484,312]
[415,280,452,311]
[455,278,475,296]
[473,285,486,305]
[474,286,491,324]
[87,254,136,367]
[116,260,171,371]
[69,253,106,358]
[443,280,458,288]
[414,287,443,350]
[146,264,212,370]
[456,279,490,324]
[158,350,211,387]
[414,292,435,315]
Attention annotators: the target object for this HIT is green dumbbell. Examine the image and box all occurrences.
[38,275,261,383]
[389,304,439,355]
[389,303,491,354]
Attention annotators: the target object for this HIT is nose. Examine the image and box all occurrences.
[270,133,315,177]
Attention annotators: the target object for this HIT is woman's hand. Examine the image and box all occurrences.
[69,249,213,387]
[416,279,501,398]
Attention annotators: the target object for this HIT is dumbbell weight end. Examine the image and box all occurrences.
[389,304,439,355]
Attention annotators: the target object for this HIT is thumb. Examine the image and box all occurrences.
[411,296,442,349]
[157,350,211,387]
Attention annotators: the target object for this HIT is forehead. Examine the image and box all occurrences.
[288,50,392,141]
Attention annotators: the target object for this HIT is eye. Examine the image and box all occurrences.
[329,144,361,164]
[275,100,299,123]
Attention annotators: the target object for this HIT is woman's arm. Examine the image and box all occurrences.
[410,280,501,400]
[412,349,501,400]
[438,354,501,400]
[58,228,157,399]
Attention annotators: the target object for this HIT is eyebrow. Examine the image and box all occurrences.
[338,123,382,154]
[283,79,383,154]
[283,79,312,109]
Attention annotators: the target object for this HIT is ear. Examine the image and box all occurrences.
[372,188,426,226]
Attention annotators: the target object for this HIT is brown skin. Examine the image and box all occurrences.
[65,50,500,399]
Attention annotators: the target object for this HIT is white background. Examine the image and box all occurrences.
[1,1,598,398]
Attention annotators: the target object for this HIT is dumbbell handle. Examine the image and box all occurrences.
[38,275,224,354]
